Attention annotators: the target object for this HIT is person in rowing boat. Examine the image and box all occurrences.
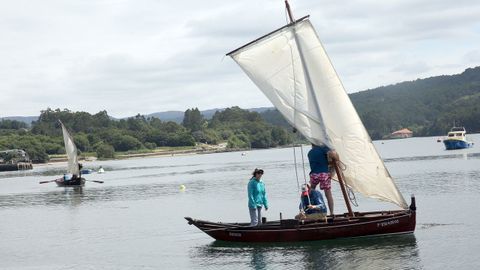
[247,168,268,226]
[72,163,83,179]
[63,173,73,182]
[295,183,327,220]
[308,144,338,215]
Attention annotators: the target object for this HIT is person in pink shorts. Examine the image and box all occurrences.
[308,144,338,215]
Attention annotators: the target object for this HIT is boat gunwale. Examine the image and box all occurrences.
[186,209,413,232]
[55,177,86,187]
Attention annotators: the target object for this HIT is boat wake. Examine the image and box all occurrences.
[418,223,460,229]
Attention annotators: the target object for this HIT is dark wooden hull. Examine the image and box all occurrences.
[186,209,416,242]
[55,177,85,187]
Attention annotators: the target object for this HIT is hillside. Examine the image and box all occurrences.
[2,108,273,125]
[0,116,38,125]
[350,66,480,138]
[256,67,480,139]
[145,107,272,123]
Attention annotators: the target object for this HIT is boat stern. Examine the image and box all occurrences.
[408,195,417,232]
[409,195,416,211]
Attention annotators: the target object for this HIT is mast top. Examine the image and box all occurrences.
[285,0,295,23]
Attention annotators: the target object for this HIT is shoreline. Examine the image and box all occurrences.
[33,141,303,166]
[42,144,246,164]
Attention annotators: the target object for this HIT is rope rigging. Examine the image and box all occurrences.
[333,160,359,207]
[292,130,311,208]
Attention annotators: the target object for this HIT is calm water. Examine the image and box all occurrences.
[1,135,479,269]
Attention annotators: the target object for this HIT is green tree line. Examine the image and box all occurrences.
[0,107,293,163]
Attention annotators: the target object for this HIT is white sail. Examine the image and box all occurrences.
[229,17,407,209]
[60,122,79,176]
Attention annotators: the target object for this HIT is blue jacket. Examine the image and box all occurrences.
[248,177,268,209]
[299,189,327,214]
[308,145,331,174]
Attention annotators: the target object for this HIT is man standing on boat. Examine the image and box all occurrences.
[308,144,338,216]
[247,168,268,226]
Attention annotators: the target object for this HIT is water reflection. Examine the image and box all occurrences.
[0,186,85,208]
[63,186,84,207]
[192,234,422,269]
[0,182,179,209]
[251,249,267,270]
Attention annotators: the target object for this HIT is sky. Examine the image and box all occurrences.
[1,0,479,118]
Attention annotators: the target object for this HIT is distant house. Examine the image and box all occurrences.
[389,128,413,139]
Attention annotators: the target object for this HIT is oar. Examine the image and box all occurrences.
[39,179,57,184]
[85,180,104,184]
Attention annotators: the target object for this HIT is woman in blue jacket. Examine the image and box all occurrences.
[248,168,268,226]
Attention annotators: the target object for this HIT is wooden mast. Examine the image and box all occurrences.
[284,0,353,217]
[333,159,355,217]
[285,0,295,23]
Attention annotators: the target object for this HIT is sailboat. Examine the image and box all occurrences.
[185,1,416,242]
[54,121,85,186]
[39,121,104,186]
